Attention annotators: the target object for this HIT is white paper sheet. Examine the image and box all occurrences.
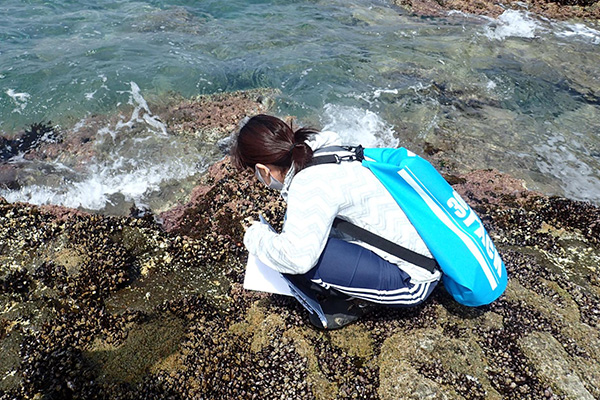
[243,253,293,296]
[243,214,292,295]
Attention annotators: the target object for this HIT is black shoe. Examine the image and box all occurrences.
[308,298,373,330]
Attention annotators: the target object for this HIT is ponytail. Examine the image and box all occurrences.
[288,127,315,172]
[231,114,318,173]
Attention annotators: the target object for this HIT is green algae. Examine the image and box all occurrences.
[0,323,22,392]
[229,301,286,353]
[329,324,374,359]
[84,315,185,384]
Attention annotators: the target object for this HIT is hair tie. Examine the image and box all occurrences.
[287,142,300,157]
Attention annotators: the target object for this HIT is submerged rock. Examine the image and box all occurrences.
[0,121,59,162]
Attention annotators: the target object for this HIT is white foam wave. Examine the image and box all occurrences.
[5,89,31,113]
[484,10,541,41]
[0,157,197,210]
[483,9,600,45]
[1,82,201,211]
[116,82,167,136]
[348,87,402,105]
[372,88,399,99]
[535,134,600,204]
[320,104,399,148]
[554,22,600,44]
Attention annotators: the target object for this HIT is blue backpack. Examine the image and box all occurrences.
[311,146,508,307]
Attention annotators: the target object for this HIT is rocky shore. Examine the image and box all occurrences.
[1,86,600,399]
[393,0,600,21]
[1,155,600,399]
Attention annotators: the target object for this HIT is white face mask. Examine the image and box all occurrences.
[255,165,284,190]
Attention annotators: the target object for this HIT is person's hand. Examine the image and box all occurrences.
[243,220,267,254]
[242,217,256,231]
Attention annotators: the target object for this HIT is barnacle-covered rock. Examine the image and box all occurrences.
[2,90,600,399]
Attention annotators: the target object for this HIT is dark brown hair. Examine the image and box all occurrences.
[230,114,318,172]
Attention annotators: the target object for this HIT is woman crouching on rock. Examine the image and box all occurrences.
[231,114,441,329]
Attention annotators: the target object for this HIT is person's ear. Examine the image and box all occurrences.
[255,163,271,184]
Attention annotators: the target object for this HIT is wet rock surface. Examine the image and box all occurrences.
[1,142,600,399]
[392,0,600,20]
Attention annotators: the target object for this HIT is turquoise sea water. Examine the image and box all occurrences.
[1,0,599,213]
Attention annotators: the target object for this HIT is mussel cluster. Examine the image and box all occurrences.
[1,161,600,399]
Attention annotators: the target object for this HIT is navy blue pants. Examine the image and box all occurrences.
[302,238,437,306]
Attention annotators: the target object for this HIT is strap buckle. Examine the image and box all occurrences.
[307,145,364,167]
[340,145,364,162]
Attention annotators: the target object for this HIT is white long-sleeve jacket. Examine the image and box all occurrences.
[243,131,441,285]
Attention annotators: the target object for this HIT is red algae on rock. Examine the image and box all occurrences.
[392,0,600,21]
[159,158,286,242]
[162,88,279,139]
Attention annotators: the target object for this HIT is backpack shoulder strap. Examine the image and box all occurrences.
[307,145,439,273]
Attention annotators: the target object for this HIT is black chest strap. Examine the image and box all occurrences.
[332,218,438,274]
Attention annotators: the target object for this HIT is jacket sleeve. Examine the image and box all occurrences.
[243,170,340,274]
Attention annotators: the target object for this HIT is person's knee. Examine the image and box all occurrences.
[379,281,438,308]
